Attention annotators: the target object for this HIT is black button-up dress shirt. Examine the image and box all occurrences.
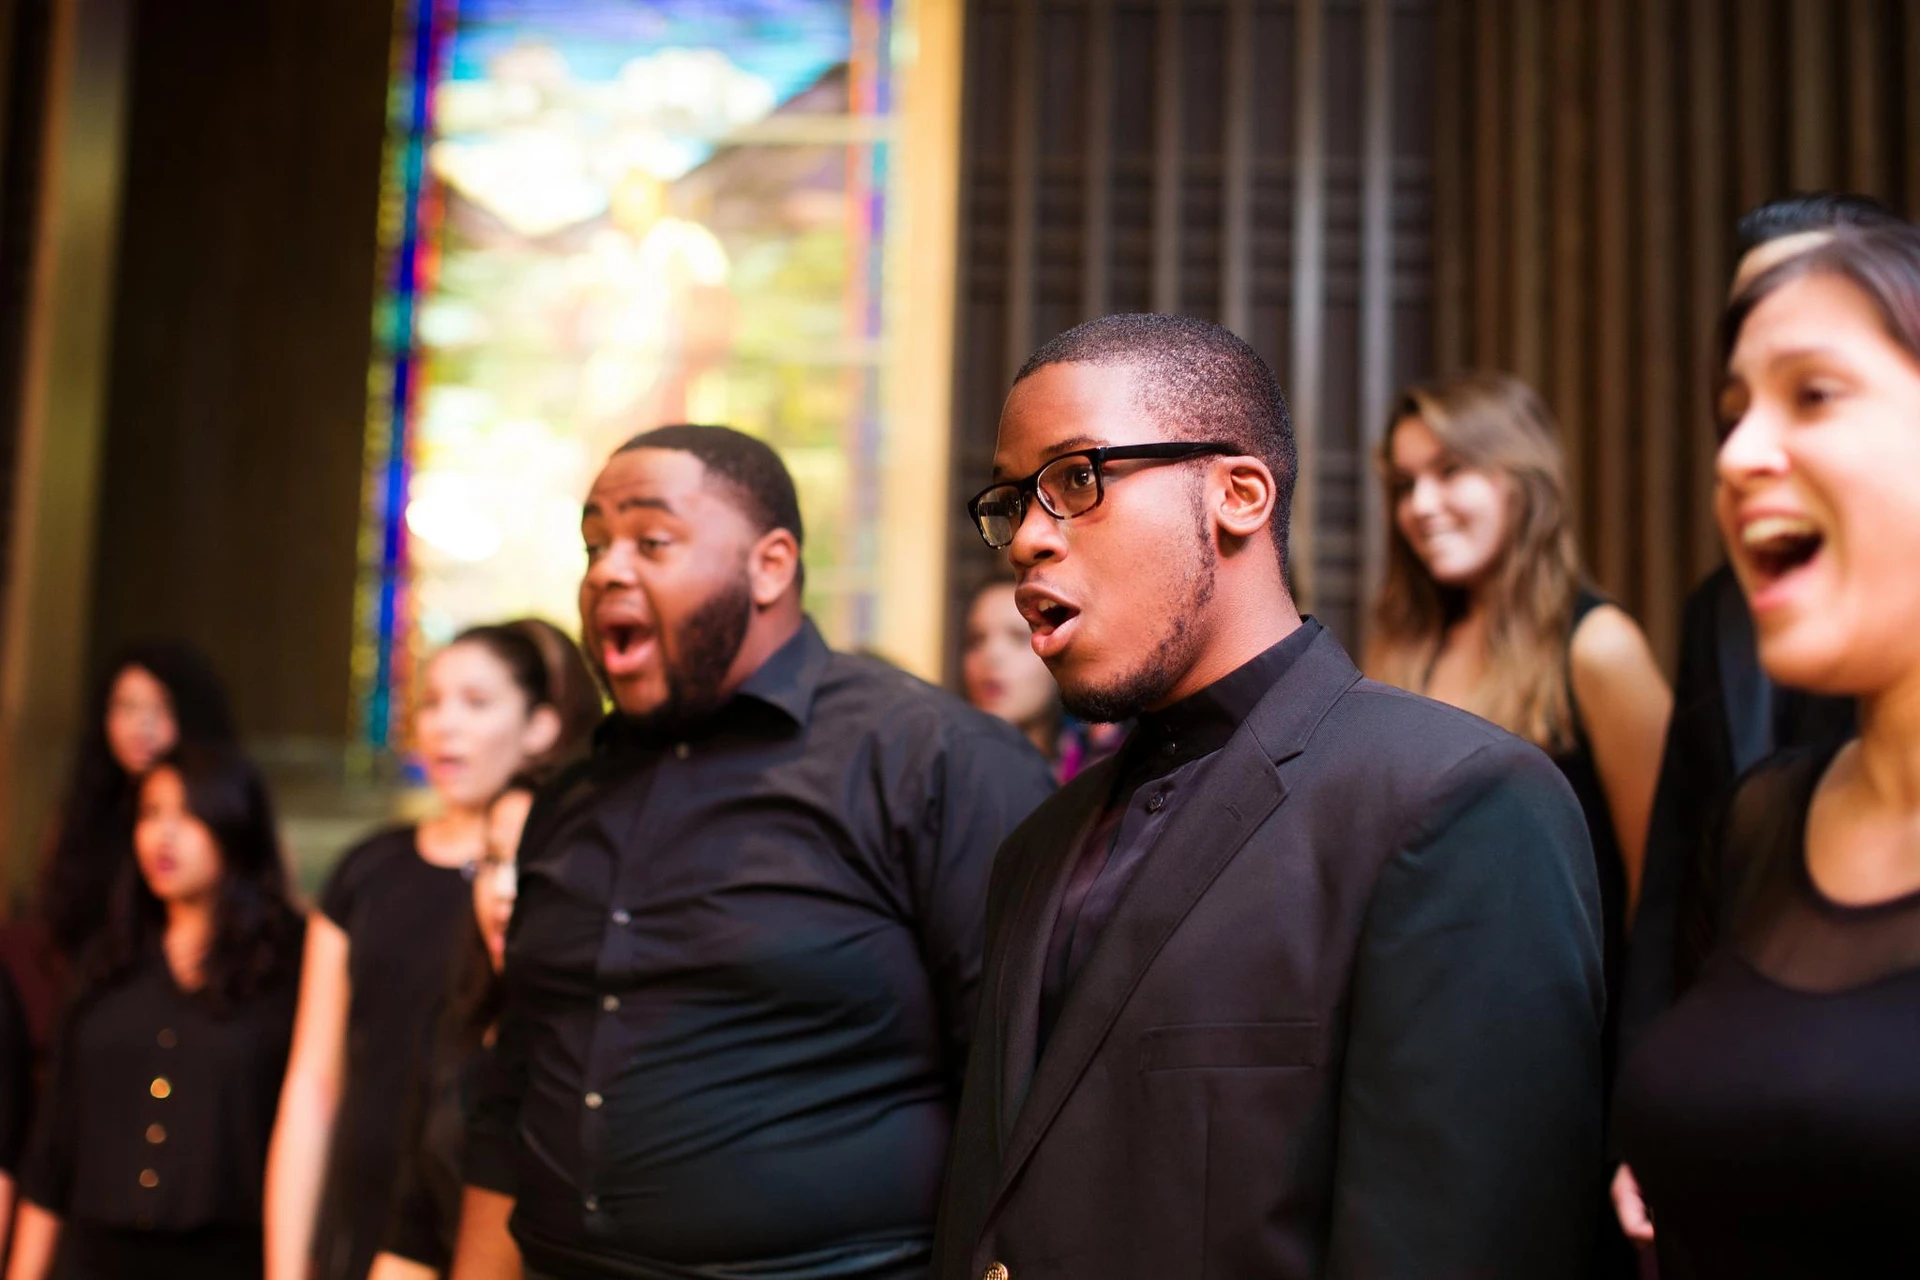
[1037,620,1321,1051]
[467,620,1055,1279]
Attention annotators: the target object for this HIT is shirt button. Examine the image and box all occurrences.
[139,1169,159,1189]
[149,1077,171,1100]
[146,1124,166,1145]
[601,994,620,1013]
[584,1091,604,1110]
[611,909,631,926]
[984,1264,1011,1280]
[583,1194,600,1213]
[1146,793,1166,813]
[156,1028,177,1049]
[673,742,691,760]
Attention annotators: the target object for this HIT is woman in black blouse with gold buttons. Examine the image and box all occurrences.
[7,745,303,1280]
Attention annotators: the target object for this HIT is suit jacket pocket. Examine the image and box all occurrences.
[1139,1020,1319,1073]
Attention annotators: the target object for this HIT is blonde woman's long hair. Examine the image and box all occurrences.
[1363,371,1584,751]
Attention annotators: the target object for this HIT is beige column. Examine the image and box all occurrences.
[875,0,964,681]
[0,0,133,897]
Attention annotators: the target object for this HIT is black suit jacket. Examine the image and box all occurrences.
[933,628,1605,1280]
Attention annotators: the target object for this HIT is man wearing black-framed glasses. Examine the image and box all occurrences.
[934,313,1603,1280]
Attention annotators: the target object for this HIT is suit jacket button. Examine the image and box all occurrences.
[983,1265,1010,1280]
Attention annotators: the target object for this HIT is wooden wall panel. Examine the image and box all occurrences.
[1432,0,1919,667]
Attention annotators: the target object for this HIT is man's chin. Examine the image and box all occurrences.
[609,675,671,720]
[1059,669,1160,726]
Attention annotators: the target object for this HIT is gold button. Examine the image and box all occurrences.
[584,1091,603,1110]
[157,1028,177,1049]
[138,1169,159,1188]
[146,1124,166,1145]
[149,1077,171,1100]
[984,1265,1010,1280]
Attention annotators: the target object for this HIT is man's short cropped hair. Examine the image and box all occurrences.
[1013,313,1295,566]
[617,424,805,550]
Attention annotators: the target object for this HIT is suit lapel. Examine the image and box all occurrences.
[985,626,1363,1215]
[993,763,1115,1148]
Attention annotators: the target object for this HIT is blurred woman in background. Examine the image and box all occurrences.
[8,745,303,1280]
[962,575,1120,782]
[1614,222,1920,1277]
[1365,371,1672,1070]
[7,643,238,1048]
[366,775,537,1280]
[264,621,597,1280]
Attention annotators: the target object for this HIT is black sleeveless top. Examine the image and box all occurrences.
[1552,591,1629,1056]
[1614,745,1920,1278]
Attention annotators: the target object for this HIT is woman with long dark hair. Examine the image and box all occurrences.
[1364,373,1672,1053]
[264,620,597,1280]
[9,644,238,1040]
[366,776,536,1280]
[1613,222,1920,1276]
[7,745,303,1280]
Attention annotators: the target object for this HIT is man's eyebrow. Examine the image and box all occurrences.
[990,434,1106,482]
[581,495,677,519]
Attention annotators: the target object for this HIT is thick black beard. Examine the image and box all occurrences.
[1059,538,1217,724]
[620,572,753,737]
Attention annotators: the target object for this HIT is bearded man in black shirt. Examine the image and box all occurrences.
[450,426,1055,1280]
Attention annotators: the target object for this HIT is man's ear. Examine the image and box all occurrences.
[1213,457,1277,544]
[747,527,801,607]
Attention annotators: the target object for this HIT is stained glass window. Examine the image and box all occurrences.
[355,0,906,757]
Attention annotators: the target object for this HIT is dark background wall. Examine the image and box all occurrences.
[1433,0,1920,666]
[84,0,393,745]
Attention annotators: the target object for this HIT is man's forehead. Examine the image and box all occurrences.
[585,447,706,509]
[992,360,1160,472]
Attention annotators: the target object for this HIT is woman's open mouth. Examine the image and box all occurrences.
[1739,514,1824,606]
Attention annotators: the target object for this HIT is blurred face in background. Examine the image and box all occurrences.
[1717,270,1920,696]
[962,583,1059,740]
[474,787,532,972]
[417,642,552,812]
[1388,416,1515,590]
[134,766,223,907]
[107,665,178,777]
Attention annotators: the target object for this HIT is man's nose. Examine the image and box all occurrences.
[1006,495,1064,569]
[587,540,641,587]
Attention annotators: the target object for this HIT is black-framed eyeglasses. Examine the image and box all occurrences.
[966,441,1239,549]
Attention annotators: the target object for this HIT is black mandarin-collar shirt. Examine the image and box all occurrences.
[1037,620,1322,1051]
[466,619,1055,1279]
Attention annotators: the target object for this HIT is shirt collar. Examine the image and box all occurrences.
[592,617,829,754]
[731,615,830,727]
[1126,618,1323,773]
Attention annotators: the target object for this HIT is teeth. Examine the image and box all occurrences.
[1742,515,1819,548]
